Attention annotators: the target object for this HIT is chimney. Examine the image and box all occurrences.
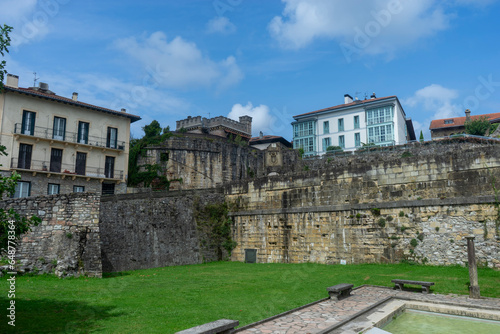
[259,131,263,139]
[344,94,353,104]
[121,108,126,113]
[370,92,376,99]
[6,74,19,88]
[72,92,78,101]
[38,82,49,91]
[465,109,471,122]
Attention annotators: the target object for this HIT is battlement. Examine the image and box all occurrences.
[176,115,252,138]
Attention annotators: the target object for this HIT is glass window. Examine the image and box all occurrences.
[367,106,393,125]
[50,148,63,173]
[105,156,115,178]
[354,115,360,129]
[78,121,89,144]
[73,186,85,193]
[293,121,316,138]
[323,121,329,134]
[17,143,32,169]
[338,118,344,132]
[48,183,60,195]
[339,135,345,148]
[13,181,31,198]
[355,132,361,147]
[107,127,118,149]
[368,124,393,143]
[21,110,36,135]
[53,117,66,141]
[75,152,87,175]
[322,137,331,151]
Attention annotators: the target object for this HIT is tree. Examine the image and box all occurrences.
[0,146,41,253]
[464,116,491,136]
[0,24,12,91]
[419,130,424,143]
[142,120,162,138]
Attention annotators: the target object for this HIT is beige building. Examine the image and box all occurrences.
[0,74,141,197]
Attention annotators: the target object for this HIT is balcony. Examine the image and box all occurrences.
[10,158,124,182]
[14,124,126,151]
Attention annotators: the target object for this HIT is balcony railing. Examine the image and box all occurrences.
[14,123,126,150]
[10,158,124,180]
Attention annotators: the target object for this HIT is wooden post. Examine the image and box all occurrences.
[465,236,480,299]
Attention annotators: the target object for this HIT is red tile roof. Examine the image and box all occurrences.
[5,86,141,122]
[429,112,500,130]
[293,95,398,118]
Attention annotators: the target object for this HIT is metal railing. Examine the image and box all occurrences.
[10,158,124,180]
[14,123,126,150]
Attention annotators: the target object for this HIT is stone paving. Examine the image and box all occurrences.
[235,285,500,334]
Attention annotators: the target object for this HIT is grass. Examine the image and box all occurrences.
[1,262,499,333]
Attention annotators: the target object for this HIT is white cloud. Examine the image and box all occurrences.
[113,31,243,91]
[227,102,275,136]
[206,16,236,34]
[269,0,493,58]
[0,0,65,48]
[404,84,463,138]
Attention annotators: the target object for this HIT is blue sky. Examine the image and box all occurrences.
[2,0,500,141]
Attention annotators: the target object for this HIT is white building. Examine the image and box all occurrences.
[292,94,415,156]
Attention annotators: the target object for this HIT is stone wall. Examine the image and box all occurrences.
[0,193,102,277]
[225,139,500,268]
[138,133,266,190]
[99,189,226,272]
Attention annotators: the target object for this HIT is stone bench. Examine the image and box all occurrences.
[391,279,435,294]
[175,319,239,334]
[327,283,354,300]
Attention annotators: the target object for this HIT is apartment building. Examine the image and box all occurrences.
[0,74,141,197]
[292,94,415,156]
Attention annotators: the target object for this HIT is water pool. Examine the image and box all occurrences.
[382,309,500,334]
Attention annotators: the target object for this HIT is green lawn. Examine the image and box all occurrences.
[1,262,499,333]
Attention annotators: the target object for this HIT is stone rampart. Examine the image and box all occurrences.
[0,193,102,277]
[225,139,500,268]
[99,189,226,272]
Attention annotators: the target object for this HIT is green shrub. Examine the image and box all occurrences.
[401,226,407,232]
[378,218,386,227]
[386,215,393,222]
[370,208,381,216]
[399,211,405,217]
[417,233,425,242]
[401,151,412,158]
[410,238,418,247]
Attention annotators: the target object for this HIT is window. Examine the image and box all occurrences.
[13,181,30,198]
[322,137,331,151]
[293,137,315,153]
[338,118,344,132]
[73,185,85,193]
[106,127,118,149]
[367,106,393,125]
[444,119,454,124]
[368,124,393,144]
[78,121,89,144]
[17,143,32,169]
[293,121,315,138]
[52,117,66,141]
[21,110,36,135]
[354,115,360,129]
[105,156,115,178]
[102,183,115,195]
[355,132,361,147]
[323,121,329,134]
[339,135,345,149]
[50,148,63,173]
[75,152,87,175]
[48,183,60,195]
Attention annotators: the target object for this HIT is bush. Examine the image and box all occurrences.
[410,238,418,247]
[386,215,393,222]
[378,218,386,227]
[399,211,405,217]
[417,233,425,242]
[370,208,381,216]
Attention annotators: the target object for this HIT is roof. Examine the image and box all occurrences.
[250,135,292,148]
[293,95,399,119]
[4,86,141,123]
[429,112,500,130]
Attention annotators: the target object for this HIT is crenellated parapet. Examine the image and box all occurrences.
[176,115,252,138]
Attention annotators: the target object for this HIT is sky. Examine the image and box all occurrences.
[2,0,500,141]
